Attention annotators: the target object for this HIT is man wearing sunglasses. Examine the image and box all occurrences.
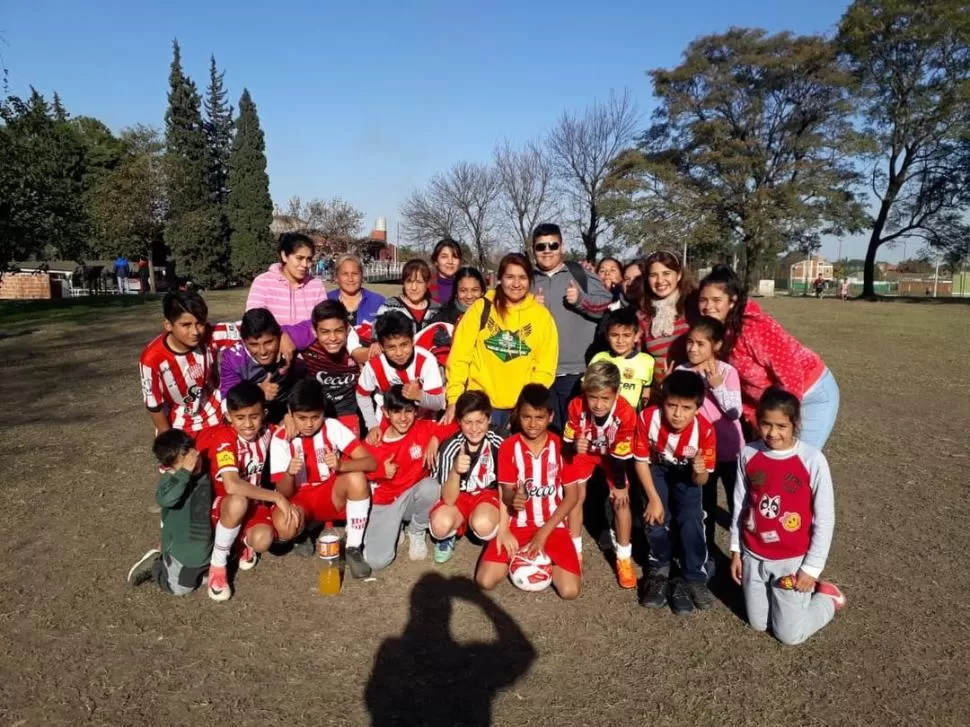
[530,223,613,431]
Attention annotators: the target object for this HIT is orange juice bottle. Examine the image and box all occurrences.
[317,522,342,596]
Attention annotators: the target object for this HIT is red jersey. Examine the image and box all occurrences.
[269,419,362,489]
[561,396,636,460]
[197,423,273,499]
[367,420,452,505]
[497,433,566,530]
[139,322,239,435]
[633,406,716,471]
[356,346,444,421]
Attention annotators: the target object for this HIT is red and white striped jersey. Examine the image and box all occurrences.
[497,433,567,529]
[197,423,273,499]
[562,395,636,460]
[356,345,444,421]
[269,419,361,489]
[633,406,716,471]
[138,323,239,436]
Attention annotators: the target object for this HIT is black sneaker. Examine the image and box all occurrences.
[669,578,695,615]
[638,573,668,608]
[687,580,715,610]
[294,533,316,557]
[127,549,161,587]
[346,546,372,579]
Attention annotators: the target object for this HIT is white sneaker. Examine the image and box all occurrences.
[408,531,428,561]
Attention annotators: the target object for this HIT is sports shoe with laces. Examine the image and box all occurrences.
[638,573,668,608]
[669,578,695,615]
[687,580,715,609]
[434,536,457,564]
[345,546,372,579]
[615,557,637,590]
[127,548,161,586]
[207,565,232,602]
[408,531,428,561]
[815,581,847,611]
[238,545,258,571]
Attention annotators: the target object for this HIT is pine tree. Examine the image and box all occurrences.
[227,88,274,281]
[204,55,232,206]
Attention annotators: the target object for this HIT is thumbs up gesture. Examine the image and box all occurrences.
[259,374,280,401]
[455,450,471,475]
[534,287,546,306]
[576,432,590,455]
[322,445,339,472]
[565,279,581,305]
[287,452,304,476]
[401,380,422,402]
[384,455,398,480]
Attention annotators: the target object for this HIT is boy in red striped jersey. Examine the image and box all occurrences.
[270,379,376,580]
[634,370,717,614]
[196,382,304,602]
[356,311,445,445]
[477,384,581,600]
[139,291,240,437]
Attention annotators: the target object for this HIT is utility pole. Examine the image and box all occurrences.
[933,255,941,297]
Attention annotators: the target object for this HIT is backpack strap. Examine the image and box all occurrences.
[478,298,492,332]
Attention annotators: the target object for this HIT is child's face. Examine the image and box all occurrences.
[661,395,699,432]
[698,283,736,323]
[228,402,265,442]
[403,274,429,304]
[585,388,618,418]
[518,403,552,441]
[456,277,484,308]
[382,334,414,367]
[164,312,205,350]
[598,261,621,288]
[435,247,461,278]
[758,409,796,450]
[314,318,349,354]
[459,410,490,445]
[244,333,281,367]
[384,406,417,436]
[686,331,720,366]
[174,448,202,474]
[607,324,638,357]
[291,409,324,438]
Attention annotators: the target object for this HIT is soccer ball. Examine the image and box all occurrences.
[509,551,553,592]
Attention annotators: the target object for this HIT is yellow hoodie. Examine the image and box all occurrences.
[446,290,558,410]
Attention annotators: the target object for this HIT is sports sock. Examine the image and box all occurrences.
[211,523,241,568]
[345,498,370,548]
[572,535,583,555]
[616,543,633,560]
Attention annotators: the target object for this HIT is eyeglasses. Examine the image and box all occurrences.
[533,242,561,253]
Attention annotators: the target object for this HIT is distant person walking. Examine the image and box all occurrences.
[246,233,327,326]
[114,255,130,294]
[839,278,849,301]
[813,276,825,299]
[137,257,150,295]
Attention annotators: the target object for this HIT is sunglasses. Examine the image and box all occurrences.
[533,242,561,253]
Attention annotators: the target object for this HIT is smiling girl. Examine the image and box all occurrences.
[246,233,327,326]
[429,238,463,304]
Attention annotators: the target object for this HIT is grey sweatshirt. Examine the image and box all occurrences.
[532,264,613,376]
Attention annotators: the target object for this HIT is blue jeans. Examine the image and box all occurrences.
[490,409,513,437]
[646,464,708,582]
[800,368,839,449]
[550,374,581,432]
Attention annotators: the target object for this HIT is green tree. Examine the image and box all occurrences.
[227,88,274,281]
[838,0,970,297]
[204,55,233,207]
[628,29,866,289]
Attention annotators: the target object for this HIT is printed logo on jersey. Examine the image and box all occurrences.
[409,444,423,460]
[780,512,802,532]
[758,494,780,519]
[216,450,235,468]
[760,530,780,544]
[523,478,557,498]
[749,470,767,489]
[623,367,635,379]
[483,326,532,362]
[614,440,631,457]
[183,384,202,405]
[783,472,804,494]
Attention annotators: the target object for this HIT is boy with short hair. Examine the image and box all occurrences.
[562,361,638,589]
[634,370,717,615]
[127,430,213,595]
[364,385,453,569]
[196,382,304,602]
[356,310,444,444]
[589,307,654,410]
[270,379,376,580]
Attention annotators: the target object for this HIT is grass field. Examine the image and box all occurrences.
[1,292,968,726]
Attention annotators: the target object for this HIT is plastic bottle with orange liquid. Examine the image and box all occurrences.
[317,522,342,596]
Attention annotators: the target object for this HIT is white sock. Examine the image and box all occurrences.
[572,535,583,554]
[616,543,633,560]
[211,523,241,568]
[345,498,370,548]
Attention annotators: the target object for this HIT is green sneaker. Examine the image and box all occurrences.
[434,536,457,564]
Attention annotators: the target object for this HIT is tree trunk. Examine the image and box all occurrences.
[862,196,894,299]
[148,247,157,294]
[583,203,598,262]
[741,234,758,292]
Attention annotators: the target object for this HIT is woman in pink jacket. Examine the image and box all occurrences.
[245,233,327,325]
[697,265,839,448]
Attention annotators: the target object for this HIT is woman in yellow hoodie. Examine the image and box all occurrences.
[445,252,558,434]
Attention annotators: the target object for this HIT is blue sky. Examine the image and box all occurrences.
[4,0,890,261]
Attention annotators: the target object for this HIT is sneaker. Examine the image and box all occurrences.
[638,573,668,608]
[615,557,637,590]
[127,548,161,586]
[345,546,372,579]
[687,580,715,610]
[207,565,232,602]
[669,578,695,615]
[815,581,847,611]
[408,531,428,561]
[294,533,316,557]
[434,536,457,564]
[238,545,258,571]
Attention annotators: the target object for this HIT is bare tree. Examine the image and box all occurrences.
[494,140,557,250]
[547,89,638,261]
[284,196,366,245]
[400,186,461,253]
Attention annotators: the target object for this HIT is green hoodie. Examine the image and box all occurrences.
[155,468,214,567]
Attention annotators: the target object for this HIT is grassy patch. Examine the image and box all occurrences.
[0,294,165,327]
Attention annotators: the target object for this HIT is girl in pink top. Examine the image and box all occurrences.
[697,265,839,450]
[245,233,327,326]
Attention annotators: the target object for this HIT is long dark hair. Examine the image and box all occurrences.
[697,264,747,358]
[277,232,314,259]
[494,253,534,319]
[448,266,487,307]
[633,250,693,320]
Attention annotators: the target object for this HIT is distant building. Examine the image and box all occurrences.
[790,256,834,283]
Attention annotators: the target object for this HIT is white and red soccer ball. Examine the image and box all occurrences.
[509,550,553,592]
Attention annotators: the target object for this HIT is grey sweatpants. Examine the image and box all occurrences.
[153,551,207,596]
[364,477,440,571]
[742,553,835,646]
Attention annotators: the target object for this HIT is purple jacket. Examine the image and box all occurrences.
[327,287,385,326]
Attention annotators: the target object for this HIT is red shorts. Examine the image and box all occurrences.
[291,478,345,522]
[481,525,581,576]
[210,496,275,538]
[337,414,360,438]
[562,453,621,488]
[430,489,500,536]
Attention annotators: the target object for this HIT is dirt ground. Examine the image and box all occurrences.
[0,291,968,726]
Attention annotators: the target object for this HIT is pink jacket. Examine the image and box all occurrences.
[245,264,327,326]
[728,300,827,425]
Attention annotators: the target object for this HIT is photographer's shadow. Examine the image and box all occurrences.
[365,573,536,727]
